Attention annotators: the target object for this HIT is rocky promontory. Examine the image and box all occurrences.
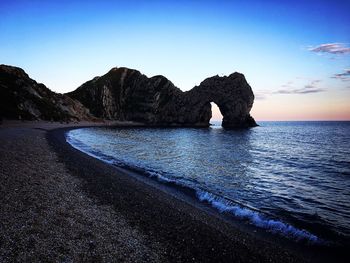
[0,64,256,128]
[0,65,94,122]
[68,67,257,128]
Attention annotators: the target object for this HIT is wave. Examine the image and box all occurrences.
[66,131,322,244]
[196,190,320,243]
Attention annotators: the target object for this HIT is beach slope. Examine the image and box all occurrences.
[0,121,330,262]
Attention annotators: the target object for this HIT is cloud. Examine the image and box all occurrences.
[274,85,324,94]
[311,79,321,85]
[275,84,324,94]
[309,43,350,55]
[332,69,350,81]
[256,79,325,99]
[281,81,294,88]
[255,93,267,100]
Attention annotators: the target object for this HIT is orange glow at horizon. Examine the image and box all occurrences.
[210,93,350,121]
[251,93,350,121]
[210,103,223,121]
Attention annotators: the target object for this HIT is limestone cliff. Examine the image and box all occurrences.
[68,67,257,128]
[0,64,257,127]
[0,65,94,121]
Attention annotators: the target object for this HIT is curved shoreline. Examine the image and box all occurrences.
[49,126,294,262]
[48,125,347,262]
[0,121,347,262]
[65,128,321,244]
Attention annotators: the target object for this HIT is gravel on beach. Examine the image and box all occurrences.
[0,126,164,262]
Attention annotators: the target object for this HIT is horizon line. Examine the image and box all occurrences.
[211,119,350,122]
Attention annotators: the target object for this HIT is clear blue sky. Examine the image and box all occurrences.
[1,0,349,120]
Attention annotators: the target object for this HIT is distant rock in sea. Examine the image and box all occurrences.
[0,64,256,128]
[68,67,257,128]
[0,64,94,122]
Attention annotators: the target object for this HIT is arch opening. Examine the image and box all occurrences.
[209,102,223,127]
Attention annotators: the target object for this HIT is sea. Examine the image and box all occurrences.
[66,121,350,246]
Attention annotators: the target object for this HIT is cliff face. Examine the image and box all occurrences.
[0,65,94,121]
[0,64,256,128]
[68,67,257,128]
[66,68,183,124]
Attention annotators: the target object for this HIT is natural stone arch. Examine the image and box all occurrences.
[68,67,257,129]
[182,72,256,128]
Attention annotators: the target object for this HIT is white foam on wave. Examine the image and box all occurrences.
[197,190,320,243]
[147,171,176,183]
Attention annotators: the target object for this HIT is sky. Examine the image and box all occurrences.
[1,0,349,121]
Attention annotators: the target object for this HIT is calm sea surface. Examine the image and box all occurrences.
[67,121,350,245]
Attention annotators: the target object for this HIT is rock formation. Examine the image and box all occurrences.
[0,64,256,128]
[0,65,94,122]
[184,73,257,128]
[68,67,257,128]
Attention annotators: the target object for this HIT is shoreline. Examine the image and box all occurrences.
[65,128,321,244]
[0,121,348,262]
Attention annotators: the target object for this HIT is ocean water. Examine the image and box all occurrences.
[66,121,350,246]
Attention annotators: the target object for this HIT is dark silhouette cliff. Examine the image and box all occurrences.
[0,65,94,121]
[67,67,257,128]
[0,64,257,128]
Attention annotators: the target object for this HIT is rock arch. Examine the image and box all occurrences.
[181,72,257,128]
[68,68,257,129]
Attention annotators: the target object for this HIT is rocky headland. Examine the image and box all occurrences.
[0,65,94,122]
[0,64,257,128]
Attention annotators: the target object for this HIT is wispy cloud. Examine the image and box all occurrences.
[309,43,350,55]
[275,85,324,94]
[310,79,321,85]
[256,79,325,99]
[281,81,294,88]
[254,91,268,100]
[332,69,350,81]
[275,80,324,94]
